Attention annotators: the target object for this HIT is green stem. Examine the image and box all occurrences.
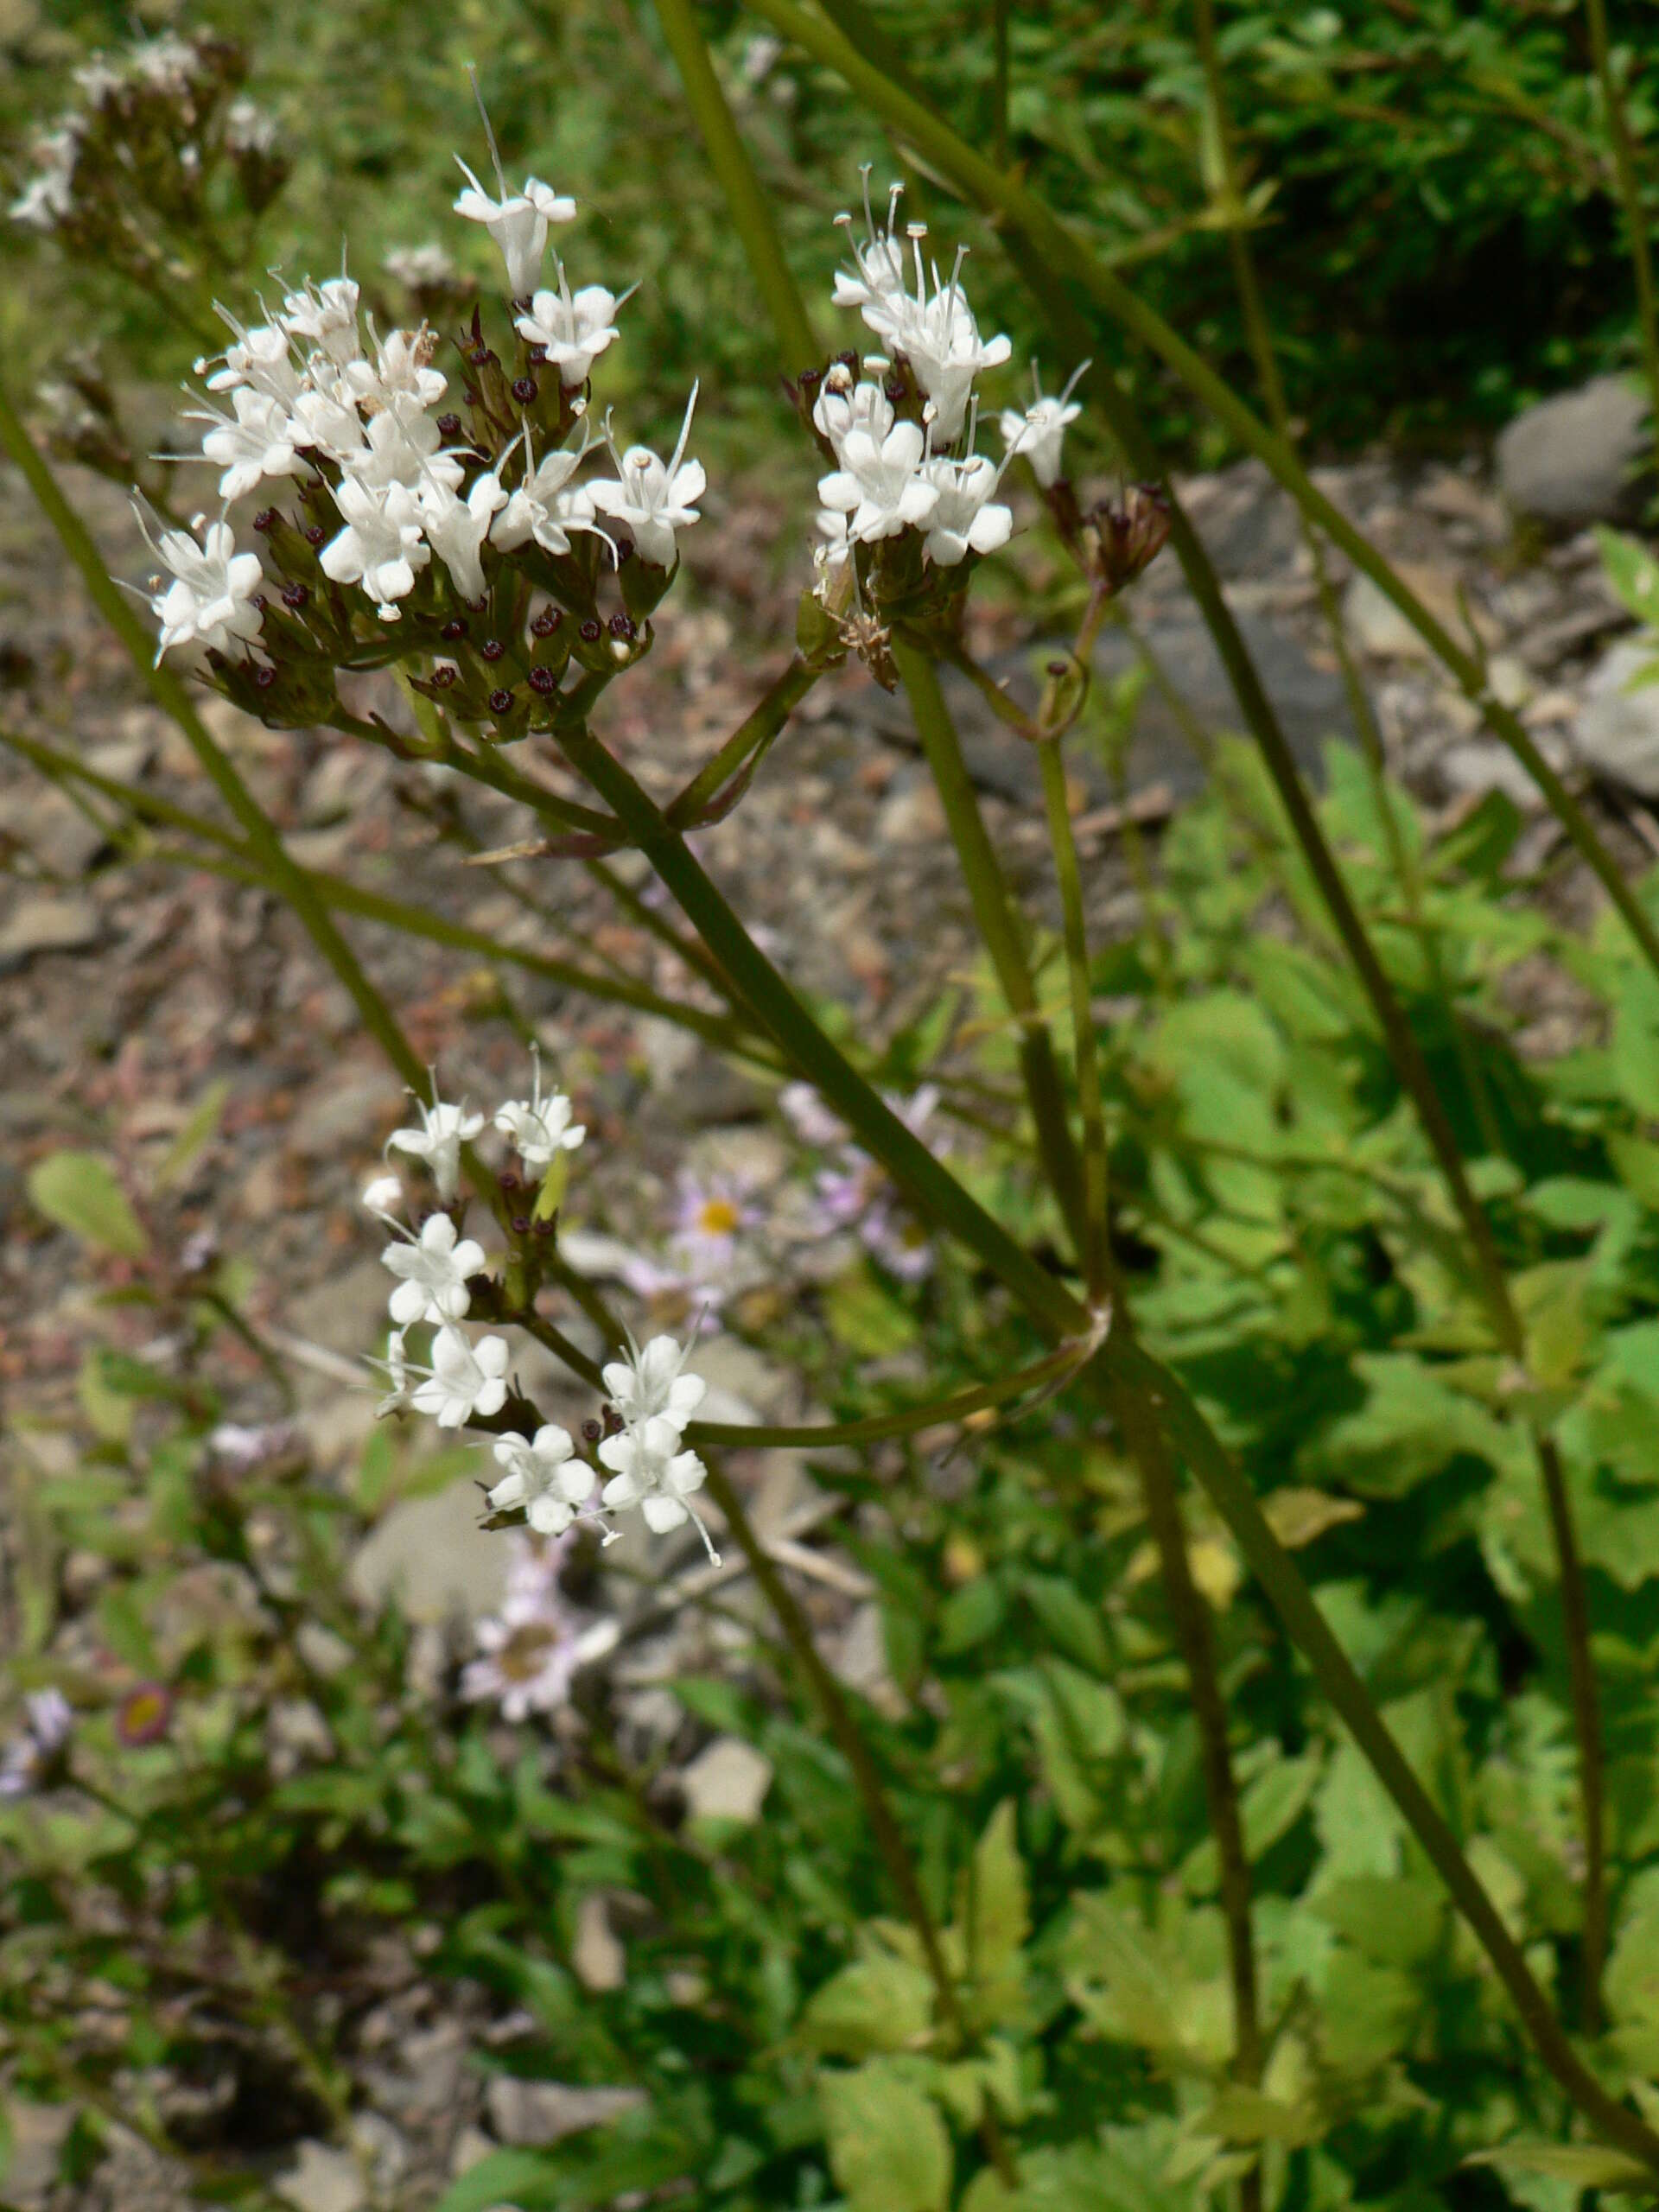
[652,0,820,372]
[1036,736,1111,1301]
[753,0,1659,987]
[1583,0,1659,482]
[893,640,1087,1253]
[668,652,821,823]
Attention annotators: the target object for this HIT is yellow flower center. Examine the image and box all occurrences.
[696,1198,741,1236]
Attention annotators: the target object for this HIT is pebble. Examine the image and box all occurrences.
[483,2077,644,2147]
[348,1476,512,1624]
[1572,638,1659,796]
[1497,373,1653,527]
[678,1735,772,1823]
[272,2139,365,2212]
[0,893,101,966]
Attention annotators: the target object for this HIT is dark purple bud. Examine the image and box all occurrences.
[436,412,463,440]
[613,536,634,565]
[608,612,636,642]
[528,664,558,695]
[304,525,326,547]
[885,378,906,402]
[798,365,823,391]
[601,1404,625,1436]
[837,349,858,374]
[441,617,467,641]
[531,607,562,637]
[430,664,457,689]
[511,1214,531,1235]
[467,344,492,367]
[532,1217,556,1238]
[254,664,277,689]
[512,376,537,404]
[481,637,505,662]
[488,688,514,715]
[499,1170,520,1192]
[578,618,601,642]
[280,582,308,609]
[250,592,268,611]
[582,1418,602,1443]
[1046,658,1069,677]
[252,506,278,534]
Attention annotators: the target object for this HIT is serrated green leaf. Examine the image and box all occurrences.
[799,1952,935,2058]
[821,2063,951,2212]
[1466,2143,1656,2191]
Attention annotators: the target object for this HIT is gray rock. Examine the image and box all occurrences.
[1178,458,1306,581]
[870,607,1360,808]
[449,2125,496,2177]
[573,1891,626,1990]
[678,1736,772,1823]
[272,2139,365,2212]
[348,1475,511,1624]
[1497,375,1653,528]
[0,787,109,875]
[0,893,101,966]
[483,2078,644,2147]
[0,2097,73,2199]
[1571,638,1659,795]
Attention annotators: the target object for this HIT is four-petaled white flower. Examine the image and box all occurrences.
[493,1050,586,1173]
[137,511,265,665]
[206,318,302,405]
[345,326,448,415]
[493,431,598,557]
[410,1325,511,1428]
[899,274,1012,444]
[590,385,705,569]
[289,382,366,464]
[516,269,625,389]
[192,386,305,501]
[812,372,894,456]
[385,1089,486,1199]
[921,453,1013,567]
[342,401,456,495]
[486,1424,593,1535]
[381,1211,486,1326]
[602,1332,706,1433]
[598,1418,710,1532]
[999,361,1090,489]
[454,158,575,299]
[419,471,505,602]
[817,417,938,545]
[280,277,362,367]
[319,478,430,618]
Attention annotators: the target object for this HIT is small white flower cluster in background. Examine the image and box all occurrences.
[808,172,1089,592]
[137,117,704,667]
[364,1065,719,1566]
[785,1080,942,1281]
[0,1688,73,1801]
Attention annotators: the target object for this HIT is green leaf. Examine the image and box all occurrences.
[824,1264,920,1356]
[27,1151,147,1259]
[800,1951,936,2058]
[968,1802,1029,1984]
[1595,525,1659,630]
[1465,2143,1656,2191]
[154,1078,231,1191]
[430,2146,562,2211]
[1018,1572,1109,1673]
[821,2063,952,2212]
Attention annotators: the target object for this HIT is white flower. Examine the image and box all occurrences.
[373,1326,411,1415]
[137,511,265,665]
[921,452,1013,566]
[589,385,705,569]
[192,386,305,501]
[129,33,196,90]
[601,1332,706,1433]
[812,371,894,455]
[319,478,430,618]
[454,158,575,299]
[515,268,625,389]
[385,242,459,289]
[420,472,505,602]
[279,277,361,369]
[817,417,937,544]
[899,279,1011,445]
[598,1420,714,1546]
[10,130,78,232]
[362,1173,404,1215]
[205,319,303,406]
[493,431,598,557]
[493,1050,586,1172]
[345,326,447,415]
[462,1540,620,1719]
[486,1424,592,1535]
[73,56,124,104]
[289,382,366,464]
[1000,361,1090,489]
[409,1325,511,1428]
[831,172,910,326]
[385,1088,485,1200]
[225,98,280,156]
[381,1211,486,1326]
[341,402,456,495]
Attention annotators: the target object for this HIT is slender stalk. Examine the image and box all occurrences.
[1190,0,1604,2011]
[1583,0,1659,480]
[1035,736,1111,1300]
[667,653,821,824]
[651,0,820,373]
[1109,1370,1262,2212]
[893,639,1087,1251]
[749,0,1659,985]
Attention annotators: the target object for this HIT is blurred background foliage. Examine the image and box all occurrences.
[3,0,1654,469]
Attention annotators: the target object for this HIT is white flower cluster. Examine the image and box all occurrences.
[810,174,1089,585]
[365,1066,718,1564]
[137,133,703,664]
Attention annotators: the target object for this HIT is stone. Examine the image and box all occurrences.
[1341,561,1499,663]
[1497,374,1653,528]
[483,2078,644,2147]
[348,1476,512,1624]
[678,1735,772,1823]
[0,2097,73,2198]
[0,893,100,965]
[573,1891,626,1990]
[449,2126,496,2177]
[272,2139,365,2212]
[287,1070,405,1160]
[0,786,109,875]
[1571,638,1659,796]
[1176,458,1306,581]
[869,607,1363,808]
[1436,742,1549,811]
